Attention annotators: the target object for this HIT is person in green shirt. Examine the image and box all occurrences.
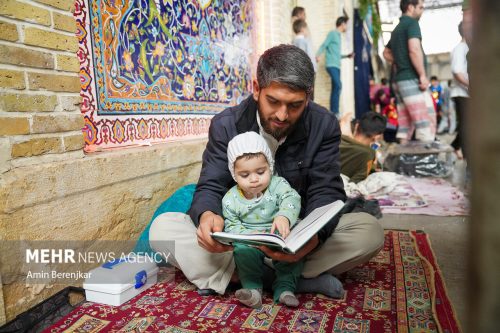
[383,0,436,143]
[316,16,353,116]
[340,112,387,183]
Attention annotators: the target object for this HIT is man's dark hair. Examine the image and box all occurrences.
[257,44,315,96]
[430,75,438,81]
[381,78,388,85]
[400,0,420,13]
[356,112,387,137]
[293,19,307,34]
[291,6,305,18]
[458,21,463,37]
[336,16,348,27]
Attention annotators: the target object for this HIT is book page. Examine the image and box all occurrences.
[212,200,344,254]
[284,200,344,253]
[211,232,287,249]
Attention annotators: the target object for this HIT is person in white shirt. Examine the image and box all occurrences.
[292,19,317,73]
[291,8,317,100]
[450,22,469,159]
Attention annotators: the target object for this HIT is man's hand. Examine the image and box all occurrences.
[258,235,319,263]
[196,211,233,253]
[419,75,429,91]
[271,216,290,239]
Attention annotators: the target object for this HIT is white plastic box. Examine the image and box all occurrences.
[83,254,159,306]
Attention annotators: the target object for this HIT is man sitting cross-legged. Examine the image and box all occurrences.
[149,44,384,299]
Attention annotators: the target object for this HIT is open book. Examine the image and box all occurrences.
[211,200,344,254]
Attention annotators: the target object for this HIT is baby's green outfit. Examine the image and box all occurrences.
[223,176,303,302]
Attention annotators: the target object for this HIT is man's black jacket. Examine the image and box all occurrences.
[188,96,347,244]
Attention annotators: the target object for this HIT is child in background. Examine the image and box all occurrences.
[222,132,303,308]
[430,76,443,126]
[373,88,390,113]
[292,19,317,73]
[382,97,398,143]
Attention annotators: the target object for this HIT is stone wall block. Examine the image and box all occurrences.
[11,136,62,157]
[24,28,78,53]
[0,70,25,90]
[58,95,82,112]
[0,21,18,42]
[0,0,51,26]
[62,133,84,151]
[0,140,206,213]
[0,45,54,69]
[0,116,30,136]
[0,158,201,320]
[0,93,57,112]
[31,114,84,133]
[53,12,76,33]
[0,138,10,173]
[28,73,80,93]
[33,0,73,11]
[56,55,79,72]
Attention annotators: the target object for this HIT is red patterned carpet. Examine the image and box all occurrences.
[45,230,461,332]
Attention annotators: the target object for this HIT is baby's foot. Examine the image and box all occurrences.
[278,291,299,307]
[235,288,262,308]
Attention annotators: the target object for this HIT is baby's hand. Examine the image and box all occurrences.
[271,216,290,238]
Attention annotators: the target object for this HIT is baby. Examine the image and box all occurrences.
[223,132,303,308]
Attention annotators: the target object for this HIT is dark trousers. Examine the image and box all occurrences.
[450,97,468,158]
[326,67,342,116]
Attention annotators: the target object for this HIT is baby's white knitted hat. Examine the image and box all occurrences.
[227,132,274,180]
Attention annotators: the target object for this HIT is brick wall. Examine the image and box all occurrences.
[253,0,294,56]
[0,0,206,322]
[0,0,83,173]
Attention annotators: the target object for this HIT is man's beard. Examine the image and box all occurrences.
[257,99,296,140]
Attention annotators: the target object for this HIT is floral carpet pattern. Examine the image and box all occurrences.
[45,231,461,332]
[74,0,254,149]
